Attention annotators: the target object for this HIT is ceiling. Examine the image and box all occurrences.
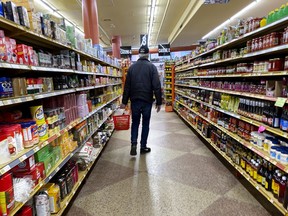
[35,0,288,49]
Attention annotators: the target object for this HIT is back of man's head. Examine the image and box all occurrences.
[139,46,149,58]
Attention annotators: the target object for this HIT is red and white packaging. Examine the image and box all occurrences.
[10,39,17,64]
[12,155,35,173]
[13,166,41,186]
[0,30,7,61]
[17,44,29,65]
[27,46,34,66]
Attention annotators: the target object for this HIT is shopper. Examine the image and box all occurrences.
[120,45,162,156]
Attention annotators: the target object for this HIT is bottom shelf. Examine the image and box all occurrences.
[174,108,288,216]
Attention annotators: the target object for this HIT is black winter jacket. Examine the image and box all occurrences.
[122,57,162,105]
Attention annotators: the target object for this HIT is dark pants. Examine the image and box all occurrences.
[131,100,152,148]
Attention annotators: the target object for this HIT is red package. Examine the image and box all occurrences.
[10,39,17,64]
[27,46,34,66]
[12,155,35,173]
[13,166,41,186]
[36,162,46,180]
[0,173,15,215]
[15,206,33,216]
[17,44,29,65]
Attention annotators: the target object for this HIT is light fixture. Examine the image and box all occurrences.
[37,0,84,35]
[148,0,156,46]
[202,0,261,39]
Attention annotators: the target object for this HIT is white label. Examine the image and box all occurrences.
[20,155,28,162]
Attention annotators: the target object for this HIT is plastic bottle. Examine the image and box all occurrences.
[278,176,287,204]
[279,4,286,20]
[260,17,267,28]
[257,162,264,184]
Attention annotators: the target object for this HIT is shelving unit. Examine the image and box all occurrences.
[174,14,288,216]
[0,12,122,216]
[174,108,287,215]
[164,62,175,112]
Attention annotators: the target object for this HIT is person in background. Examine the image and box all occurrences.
[120,45,162,156]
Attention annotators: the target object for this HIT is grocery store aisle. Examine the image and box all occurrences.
[66,109,272,216]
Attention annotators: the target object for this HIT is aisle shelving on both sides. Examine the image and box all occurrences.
[174,107,287,215]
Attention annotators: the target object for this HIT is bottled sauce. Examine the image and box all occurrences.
[253,162,259,181]
[273,172,282,199]
[262,161,268,187]
[272,170,280,193]
[278,176,287,204]
[265,163,273,191]
[257,161,264,184]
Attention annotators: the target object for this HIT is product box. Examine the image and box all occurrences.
[5,1,20,24]
[17,6,30,28]
[12,155,35,173]
[17,44,29,65]
[0,2,4,17]
[52,146,62,165]
[36,162,46,180]
[0,173,15,215]
[13,166,41,186]
[42,153,54,174]
[4,37,12,63]
[34,145,51,162]
[27,46,33,65]
[43,183,61,213]
[10,38,17,64]
[0,30,7,61]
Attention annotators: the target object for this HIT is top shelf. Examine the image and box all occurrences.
[176,16,288,67]
[0,17,120,70]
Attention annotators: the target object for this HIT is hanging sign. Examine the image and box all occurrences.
[140,34,148,46]
[158,43,170,56]
[120,46,132,58]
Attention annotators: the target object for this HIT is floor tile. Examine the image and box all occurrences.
[149,133,202,152]
[150,121,188,132]
[76,160,135,198]
[190,145,214,158]
[73,173,221,216]
[101,145,186,172]
[104,137,129,152]
[197,197,271,216]
[224,183,262,206]
[151,153,238,195]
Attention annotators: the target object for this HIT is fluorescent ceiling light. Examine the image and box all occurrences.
[148,0,156,46]
[202,0,261,39]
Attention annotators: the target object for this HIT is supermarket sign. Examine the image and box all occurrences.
[120,46,132,58]
[140,34,148,46]
[158,43,170,56]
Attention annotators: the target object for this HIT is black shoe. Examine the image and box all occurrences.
[140,147,151,154]
[130,145,137,156]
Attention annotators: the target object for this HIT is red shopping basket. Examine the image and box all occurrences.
[113,114,130,130]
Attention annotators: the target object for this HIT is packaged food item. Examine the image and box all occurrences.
[35,191,50,216]
[0,77,13,98]
[17,44,29,65]
[0,173,15,215]
[0,126,17,155]
[0,135,10,164]
[12,155,35,173]
[37,122,49,142]
[30,105,45,123]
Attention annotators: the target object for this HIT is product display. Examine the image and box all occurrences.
[174,4,288,215]
[0,1,122,215]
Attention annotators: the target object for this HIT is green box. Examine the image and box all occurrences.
[52,146,62,165]
[35,145,51,162]
[41,153,55,175]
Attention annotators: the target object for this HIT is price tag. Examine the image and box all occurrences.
[275,97,287,107]
[34,146,40,152]
[1,165,11,174]
[55,167,60,172]
[3,100,12,105]
[270,199,274,204]
[49,176,52,180]
[14,98,22,103]
[0,101,4,106]
[19,155,28,162]
[256,186,259,190]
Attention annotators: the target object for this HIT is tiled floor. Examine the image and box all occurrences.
[66,110,273,216]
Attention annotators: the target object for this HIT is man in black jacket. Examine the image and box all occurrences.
[121,45,162,156]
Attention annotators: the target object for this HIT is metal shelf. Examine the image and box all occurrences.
[175,108,287,216]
